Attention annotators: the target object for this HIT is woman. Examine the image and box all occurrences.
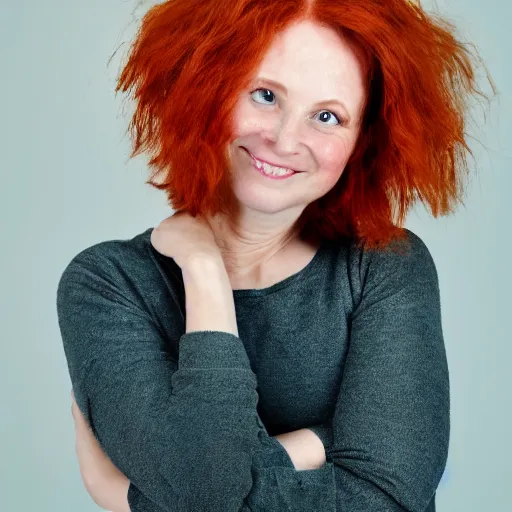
[58,0,495,510]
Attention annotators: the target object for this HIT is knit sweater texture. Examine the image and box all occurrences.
[56,226,449,511]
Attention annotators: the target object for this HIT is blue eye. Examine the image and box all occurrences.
[316,111,341,126]
[251,88,275,104]
[250,88,344,127]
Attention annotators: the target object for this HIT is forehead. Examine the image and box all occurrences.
[253,20,367,108]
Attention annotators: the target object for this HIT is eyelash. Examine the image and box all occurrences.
[249,88,347,127]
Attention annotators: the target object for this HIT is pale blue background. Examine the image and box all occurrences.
[1,0,510,510]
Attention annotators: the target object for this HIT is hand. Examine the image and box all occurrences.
[151,210,222,270]
[71,390,130,511]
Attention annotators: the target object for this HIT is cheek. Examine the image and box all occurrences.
[231,99,260,135]
[231,95,284,138]
[315,139,353,179]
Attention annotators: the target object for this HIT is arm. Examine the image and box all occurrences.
[78,426,325,512]
[227,230,448,511]
[71,389,131,512]
[57,248,255,511]
[182,258,327,471]
[175,231,449,512]
[275,428,326,470]
[59,230,447,512]
[302,232,450,511]
[57,246,336,512]
[88,472,130,512]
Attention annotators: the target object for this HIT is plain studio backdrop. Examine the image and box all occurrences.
[1,0,510,510]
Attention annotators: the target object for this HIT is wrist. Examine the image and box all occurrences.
[182,253,227,286]
[92,473,130,512]
[274,428,326,470]
[181,256,239,337]
[302,428,327,468]
[305,424,333,456]
[183,250,225,273]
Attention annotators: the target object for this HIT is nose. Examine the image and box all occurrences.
[262,112,303,156]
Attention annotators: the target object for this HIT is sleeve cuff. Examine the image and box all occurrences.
[127,482,145,510]
[128,482,177,511]
[306,424,334,458]
[248,439,337,511]
[178,330,252,369]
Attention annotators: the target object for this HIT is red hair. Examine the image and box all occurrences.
[114,0,496,250]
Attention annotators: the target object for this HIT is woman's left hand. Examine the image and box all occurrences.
[71,390,130,511]
[150,210,222,270]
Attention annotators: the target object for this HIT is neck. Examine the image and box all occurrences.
[204,211,301,277]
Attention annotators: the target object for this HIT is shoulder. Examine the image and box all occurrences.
[65,227,153,268]
[354,227,436,272]
[369,227,435,267]
[346,228,439,303]
[57,227,159,299]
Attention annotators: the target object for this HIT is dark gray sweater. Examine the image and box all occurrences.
[56,226,449,512]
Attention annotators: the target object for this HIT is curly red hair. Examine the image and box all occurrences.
[114,0,495,250]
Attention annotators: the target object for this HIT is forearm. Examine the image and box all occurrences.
[182,257,326,472]
[304,428,327,467]
[274,428,327,470]
[85,470,130,512]
[182,255,239,337]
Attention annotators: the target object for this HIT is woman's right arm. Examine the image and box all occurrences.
[57,247,260,511]
[58,245,339,511]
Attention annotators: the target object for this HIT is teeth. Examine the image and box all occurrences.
[256,159,294,176]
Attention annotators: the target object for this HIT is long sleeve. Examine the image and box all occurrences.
[57,229,448,512]
[239,230,448,512]
[56,246,337,512]
[308,231,449,511]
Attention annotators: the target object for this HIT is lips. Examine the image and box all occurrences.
[242,148,302,173]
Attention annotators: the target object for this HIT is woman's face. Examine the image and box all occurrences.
[227,20,367,215]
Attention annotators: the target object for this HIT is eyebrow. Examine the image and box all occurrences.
[254,77,351,122]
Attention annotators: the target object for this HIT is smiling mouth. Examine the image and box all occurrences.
[241,147,302,174]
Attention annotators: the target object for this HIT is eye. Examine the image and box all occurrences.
[249,88,345,127]
[315,110,342,126]
[250,88,276,106]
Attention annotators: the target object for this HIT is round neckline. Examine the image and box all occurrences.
[232,242,326,298]
[143,227,326,298]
